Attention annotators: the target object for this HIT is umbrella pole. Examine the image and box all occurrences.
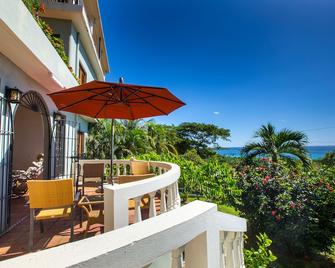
[110,119,115,185]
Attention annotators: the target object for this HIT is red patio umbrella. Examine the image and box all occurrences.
[48,79,185,183]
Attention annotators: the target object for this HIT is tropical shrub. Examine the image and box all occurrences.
[244,233,277,268]
[137,153,240,206]
[235,158,335,257]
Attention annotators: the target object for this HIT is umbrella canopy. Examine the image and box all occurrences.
[48,80,185,120]
[48,80,185,185]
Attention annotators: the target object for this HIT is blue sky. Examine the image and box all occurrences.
[100,0,335,147]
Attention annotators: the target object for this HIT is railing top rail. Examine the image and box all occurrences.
[0,201,246,268]
[104,161,179,198]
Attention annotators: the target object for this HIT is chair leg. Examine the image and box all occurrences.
[80,209,83,228]
[82,177,85,196]
[28,209,34,252]
[84,219,90,238]
[39,221,44,233]
[70,206,75,242]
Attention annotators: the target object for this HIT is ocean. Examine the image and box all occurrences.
[218,146,335,160]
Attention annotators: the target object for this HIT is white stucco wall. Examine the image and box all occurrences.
[43,18,97,81]
[0,53,89,178]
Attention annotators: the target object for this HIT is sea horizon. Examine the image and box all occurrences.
[218,145,335,160]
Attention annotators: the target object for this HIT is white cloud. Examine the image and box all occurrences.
[213,111,220,115]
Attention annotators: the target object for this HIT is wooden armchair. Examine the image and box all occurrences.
[78,195,104,237]
[79,163,105,195]
[116,161,155,184]
[27,179,77,251]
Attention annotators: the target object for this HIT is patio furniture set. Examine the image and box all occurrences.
[25,160,155,251]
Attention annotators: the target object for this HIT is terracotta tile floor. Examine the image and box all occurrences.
[0,188,160,261]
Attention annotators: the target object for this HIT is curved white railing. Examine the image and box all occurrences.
[77,159,181,231]
[1,201,247,268]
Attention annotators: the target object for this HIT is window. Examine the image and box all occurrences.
[77,131,85,158]
[54,117,66,177]
[78,64,87,85]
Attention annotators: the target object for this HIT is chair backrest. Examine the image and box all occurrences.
[131,161,150,175]
[82,163,105,179]
[27,179,74,209]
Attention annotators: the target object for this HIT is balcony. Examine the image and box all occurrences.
[76,159,181,230]
[0,0,78,92]
[0,160,247,267]
[41,0,108,80]
[1,201,247,267]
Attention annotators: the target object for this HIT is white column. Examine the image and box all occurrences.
[116,163,120,176]
[104,186,129,232]
[171,247,183,268]
[134,196,142,223]
[123,163,127,175]
[185,230,220,268]
[167,184,174,211]
[160,188,167,214]
[174,182,181,208]
[235,232,245,268]
[149,192,157,218]
[158,167,163,174]
[222,232,236,268]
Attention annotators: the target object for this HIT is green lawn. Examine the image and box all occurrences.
[183,196,240,216]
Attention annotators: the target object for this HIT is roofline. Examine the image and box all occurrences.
[96,0,110,73]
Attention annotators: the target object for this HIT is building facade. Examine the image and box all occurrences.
[0,0,109,234]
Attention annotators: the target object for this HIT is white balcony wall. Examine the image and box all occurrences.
[0,201,247,268]
[0,0,78,92]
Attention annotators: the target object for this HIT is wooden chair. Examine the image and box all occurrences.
[27,179,76,251]
[131,161,154,177]
[78,194,150,237]
[80,163,105,195]
[116,161,155,184]
[78,195,104,237]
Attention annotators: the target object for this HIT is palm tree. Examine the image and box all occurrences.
[241,123,311,167]
[146,122,178,155]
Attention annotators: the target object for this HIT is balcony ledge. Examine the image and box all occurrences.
[0,0,78,93]
[41,0,107,79]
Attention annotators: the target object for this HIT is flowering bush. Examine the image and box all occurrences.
[235,159,335,257]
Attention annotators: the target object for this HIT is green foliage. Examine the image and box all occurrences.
[137,152,240,206]
[235,159,335,257]
[242,123,311,167]
[176,122,230,158]
[22,0,69,65]
[320,151,335,167]
[244,233,277,268]
[86,120,232,161]
[86,120,178,159]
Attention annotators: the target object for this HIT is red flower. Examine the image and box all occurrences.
[326,183,334,192]
[271,210,276,216]
[289,201,295,209]
[40,3,46,13]
[297,202,302,209]
[262,175,270,185]
[275,215,281,221]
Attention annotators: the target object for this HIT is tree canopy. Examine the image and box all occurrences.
[176,122,230,158]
